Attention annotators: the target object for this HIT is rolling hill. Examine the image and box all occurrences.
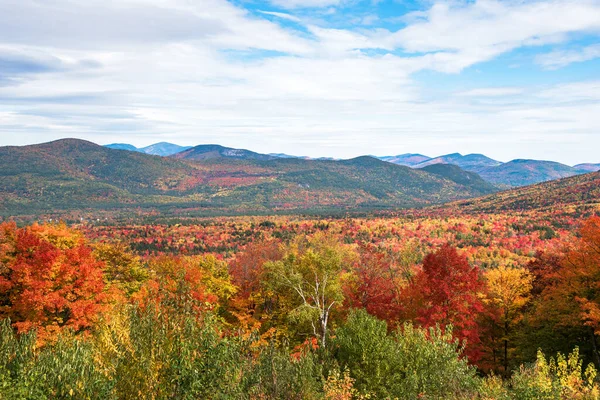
[420,164,497,193]
[377,154,431,167]
[443,170,600,214]
[477,159,578,188]
[104,144,599,189]
[414,153,502,173]
[0,139,498,217]
[574,163,600,173]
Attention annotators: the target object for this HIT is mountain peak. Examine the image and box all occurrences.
[173,144,276,161]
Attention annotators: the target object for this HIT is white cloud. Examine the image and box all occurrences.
[382,0,600,72]
[257,10,302,22]
[458,87,524,97]
[0,0,599,164]
[268,0,343,9]
[536,44,600,69]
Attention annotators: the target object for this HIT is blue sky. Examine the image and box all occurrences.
[0,0,599,164]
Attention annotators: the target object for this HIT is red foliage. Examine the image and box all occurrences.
[414,244,485,362]
[344,244,400,324]
[0,222,107,341]
[229,239,283,299]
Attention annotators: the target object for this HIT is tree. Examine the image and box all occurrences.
[484,265,533,375]
[532,216,600,366]
[94,242,149,296]
[0,222,107,341]
[332,309,480,399]
[343,244,400,324]
[136,255,236,315]
[263,233,354,349]
[414,244,485,362]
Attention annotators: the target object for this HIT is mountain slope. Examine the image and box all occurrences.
[574,163,600,173]
[378,154,431,167]
[105,143,142,152]
[173,144,277,161]
[104,142,191,156]
[478,159,578,187]
[140,142,192,156]
[415,153,501,173]
[444,171,600,214]
[0,139,498,217]
[421,164,497,193]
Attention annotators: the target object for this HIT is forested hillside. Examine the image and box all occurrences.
[0,139,498,217]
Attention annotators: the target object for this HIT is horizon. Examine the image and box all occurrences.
[6,136,600,166]
[1,0,599,165]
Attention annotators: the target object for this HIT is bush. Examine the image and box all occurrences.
[332,309,480,399]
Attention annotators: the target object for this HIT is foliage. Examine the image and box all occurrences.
[263,233,354,348]
[332,309,480,399]
[510,348,600,400]
[0,222,108,341]
[484,265,533,375]
[414,244,486,362]
[94,242,149,296]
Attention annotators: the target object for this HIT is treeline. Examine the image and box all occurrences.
[1,218,600,398]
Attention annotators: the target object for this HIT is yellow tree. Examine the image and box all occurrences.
[263,233,355,349]
[485,265,533,375]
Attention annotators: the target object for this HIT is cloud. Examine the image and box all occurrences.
[458,87,524,97]
[257,10,302,22]
[0,0,599,164]
[383,0,600,71]
[536,44,600,69]
[268,0,343,9]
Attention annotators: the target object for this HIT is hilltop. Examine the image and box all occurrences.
[0,139,498,217]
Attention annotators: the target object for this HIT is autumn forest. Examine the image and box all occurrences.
[1,193,600,399]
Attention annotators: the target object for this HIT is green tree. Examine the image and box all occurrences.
[263,233,354,349]
[332,309,480,399]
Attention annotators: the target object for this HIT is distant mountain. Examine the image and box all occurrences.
[478,159,578,188]
[0,139,498,217]
[414,153,502,173]
[140,142,192,156]
[173,144,277,161]
[105,143,142,152]
[269,153,300,159]
[269,153,337,161]
[103,142,191,156]
[574,163,600,173]
[421,164,497,193]
[378,154,431,167]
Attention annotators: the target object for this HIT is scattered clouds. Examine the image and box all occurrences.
[537,44,600,69]
[0,0,599,164]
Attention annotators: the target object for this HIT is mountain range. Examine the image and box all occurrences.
[105,142,192,156]
[0,139,500,217]
[103,142,600,188]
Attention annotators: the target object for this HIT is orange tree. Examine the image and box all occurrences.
[0,222,108,341]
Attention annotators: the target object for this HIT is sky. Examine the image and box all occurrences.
[0,0,599,164]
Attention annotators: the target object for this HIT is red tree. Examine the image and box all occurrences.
[344,244,400,324]
[415,244,485,362]
[0,222,108,341]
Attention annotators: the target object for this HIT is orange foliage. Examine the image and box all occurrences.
[0,222,108,341]
[133,256,219,315]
